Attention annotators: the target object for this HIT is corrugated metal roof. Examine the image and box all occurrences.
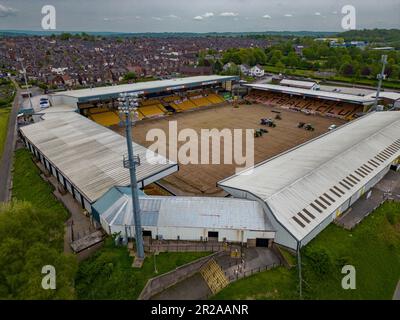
[98,190,273,232]
[52,75,237,100]
[246,83,376,104]
[280,79,317,89]
[366,92,400,101]
[219,111,400,241]
[20,111,177,203]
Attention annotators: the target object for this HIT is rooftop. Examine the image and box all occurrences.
[219,111,400,242]
[246,83,377,105]
[97,186,273,232]
[52,75,238,101]
[20,110,177,203]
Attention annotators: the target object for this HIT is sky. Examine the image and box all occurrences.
[0,0,399,33]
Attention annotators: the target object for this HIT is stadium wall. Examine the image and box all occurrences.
[221,162,395,250]
[101,221,275,244]
[21,135,93,213]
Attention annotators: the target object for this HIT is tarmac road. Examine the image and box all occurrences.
[0,79,21,202]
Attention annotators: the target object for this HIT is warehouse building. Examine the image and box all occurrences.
[93,186,275,245]
[19,109,178,213]
[219,111,400,250]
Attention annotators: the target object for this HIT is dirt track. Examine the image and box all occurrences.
[114,103,346,196]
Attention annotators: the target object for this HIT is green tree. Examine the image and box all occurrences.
[123,72,137,81]
[0,202,77,299]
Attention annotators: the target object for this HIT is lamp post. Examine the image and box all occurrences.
[373,54,388,110]
[118,93,145,261]
[17,58,33,109]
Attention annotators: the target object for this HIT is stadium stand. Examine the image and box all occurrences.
[245,90,363,120]
[89,111,120,127]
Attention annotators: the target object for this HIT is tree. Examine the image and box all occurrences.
[340,63,356,76]
[123,72,137,81]
[0,202,77,299]
[213,60,223,74]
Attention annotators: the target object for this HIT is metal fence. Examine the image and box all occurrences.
[144,242,241,253]
[225,262,279,282]
[138,252,223,300]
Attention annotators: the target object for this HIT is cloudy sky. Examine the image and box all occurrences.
[0,0,399,32]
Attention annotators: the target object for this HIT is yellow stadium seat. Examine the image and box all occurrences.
[90,111,120,127]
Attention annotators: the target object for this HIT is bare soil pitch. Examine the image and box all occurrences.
[113,103,346,196]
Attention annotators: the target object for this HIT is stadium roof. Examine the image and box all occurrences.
[96,186,273,232]
[219,111,400,242]
[245,83,377,105]
[52,75,238,102]
[280,79,317,89]
[366,91,400,102]
[20,111,178,203]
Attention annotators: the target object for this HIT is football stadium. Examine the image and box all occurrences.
[19,75,400,251]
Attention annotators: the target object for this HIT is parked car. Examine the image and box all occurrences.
[39,100,50,109]
[328,124,337,131]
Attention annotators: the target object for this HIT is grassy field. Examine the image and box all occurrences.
[0,106,11,158]
[214,200,400,300]
[12,149,70,221]
[76,238,210,300]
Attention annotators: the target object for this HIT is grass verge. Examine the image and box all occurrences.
[214,200,400,300]
[76,238,210,299]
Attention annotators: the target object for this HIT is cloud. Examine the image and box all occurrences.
[262,14,271,19]
[315,12,321,16]
[284,13,293,17]
[220,12,239,17]
[103,17,125,22]
[194,12,214,21]
[0,4,17,17]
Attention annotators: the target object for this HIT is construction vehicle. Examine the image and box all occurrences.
[260,118,276,127]
[304,123,315,131]
[254,128,268,138]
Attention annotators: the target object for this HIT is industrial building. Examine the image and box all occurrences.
[219,111,400,250]
[93,186,275,245]
[19,109,178,213]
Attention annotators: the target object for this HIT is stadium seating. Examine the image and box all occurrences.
[89,111,120,127]
[206,93,224,104]
[139,104,166,118]
[246,90,363,120]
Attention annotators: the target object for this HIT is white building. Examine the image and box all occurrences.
[94,187,275,245]
[219,112,400,250]
[249,65,265,77]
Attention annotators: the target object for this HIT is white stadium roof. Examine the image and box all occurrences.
[280,79,317,89]
[99,191,273,232]
[20,110,177,203]
[246,83,377,105]
[52,75,237,101]
[366,91,400,102]
[219,111,400,242]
